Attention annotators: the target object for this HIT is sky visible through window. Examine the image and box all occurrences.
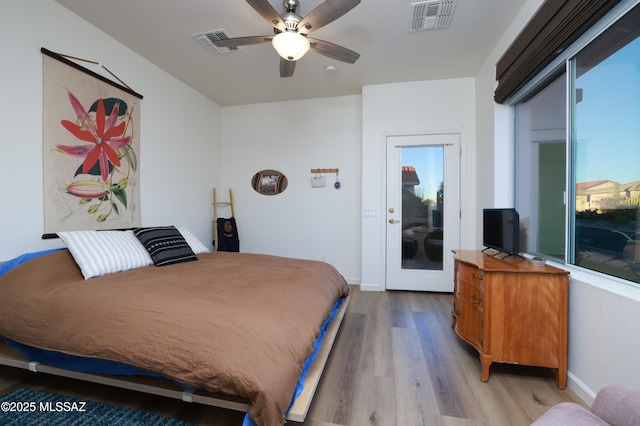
[575,36,640,186]
[402,146,444,201]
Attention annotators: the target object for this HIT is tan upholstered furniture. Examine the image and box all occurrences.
[532,385,640,425]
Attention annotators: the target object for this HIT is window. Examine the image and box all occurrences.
[515,2,640,284]
[515,72,567,261]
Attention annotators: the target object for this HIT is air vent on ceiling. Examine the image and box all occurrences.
[192,29,239,54]
[410,0,457,31]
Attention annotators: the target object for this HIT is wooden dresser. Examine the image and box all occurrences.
[451,250,569,388]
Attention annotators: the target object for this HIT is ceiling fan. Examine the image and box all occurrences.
[212,0,361,78]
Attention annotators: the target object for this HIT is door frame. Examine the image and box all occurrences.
[383,129,463,291]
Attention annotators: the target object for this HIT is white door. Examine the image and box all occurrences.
[386,133,460,292]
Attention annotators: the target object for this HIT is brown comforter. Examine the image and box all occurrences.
[0,250,349,426]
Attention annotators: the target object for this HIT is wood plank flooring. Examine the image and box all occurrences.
[0,285,586,425]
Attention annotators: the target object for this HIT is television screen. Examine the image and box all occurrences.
[483,208,520,256]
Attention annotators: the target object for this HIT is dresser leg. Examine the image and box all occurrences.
[480,355,491,382]
[556,368,567,389]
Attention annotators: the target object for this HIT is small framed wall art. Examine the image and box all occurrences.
[251,169,288,195]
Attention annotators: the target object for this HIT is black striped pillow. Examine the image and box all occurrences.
[133,226,197,266]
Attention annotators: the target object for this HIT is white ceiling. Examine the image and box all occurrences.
[54,0,527,106]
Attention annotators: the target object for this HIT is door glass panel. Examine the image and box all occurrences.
[401,146,444,270]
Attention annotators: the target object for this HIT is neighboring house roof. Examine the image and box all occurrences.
[576,180,612,193]
[623,181,640,191]
[402,166,420,186]
[576,180,640,195]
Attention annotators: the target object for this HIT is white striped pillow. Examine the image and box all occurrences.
[176,226,211,254]
[58,230,152,279]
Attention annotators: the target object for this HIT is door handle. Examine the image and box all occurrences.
[389,219,399,224]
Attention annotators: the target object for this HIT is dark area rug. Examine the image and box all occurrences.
[0,387,195,425]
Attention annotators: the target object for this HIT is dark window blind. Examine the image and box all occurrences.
[494,0,621,104]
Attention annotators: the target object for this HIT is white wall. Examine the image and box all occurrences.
[361,79,477,291]
[475,0,640,404]
[0,1,221,260]
[220,96,362,282]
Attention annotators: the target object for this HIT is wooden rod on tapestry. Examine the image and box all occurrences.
[54,52,135,93]
[310,168,339,174]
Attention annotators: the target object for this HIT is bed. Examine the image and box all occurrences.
[0,228,350,426]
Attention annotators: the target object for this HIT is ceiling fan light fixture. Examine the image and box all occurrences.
[272,31,310,61]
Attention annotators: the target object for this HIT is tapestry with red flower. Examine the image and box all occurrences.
[42,49,142,234]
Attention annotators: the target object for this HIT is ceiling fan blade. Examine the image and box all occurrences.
[309,38,360,64]
[298,0,361,33]
[280,58,296,78]
[211,35,273,48]
[246,0,286,31]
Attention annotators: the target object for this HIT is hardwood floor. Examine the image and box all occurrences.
[0,285,586,425]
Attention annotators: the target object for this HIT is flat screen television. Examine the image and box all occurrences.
[482,208,520,257]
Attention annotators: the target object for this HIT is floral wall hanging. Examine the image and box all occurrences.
[41,48,143,235]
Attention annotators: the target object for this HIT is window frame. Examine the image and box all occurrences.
[509,0,640,288]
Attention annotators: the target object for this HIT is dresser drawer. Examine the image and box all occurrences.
[457,263,482,286]
[457,280,483,308]
[454,299,483,349]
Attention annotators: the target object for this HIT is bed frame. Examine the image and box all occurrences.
[0,294,349,423]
